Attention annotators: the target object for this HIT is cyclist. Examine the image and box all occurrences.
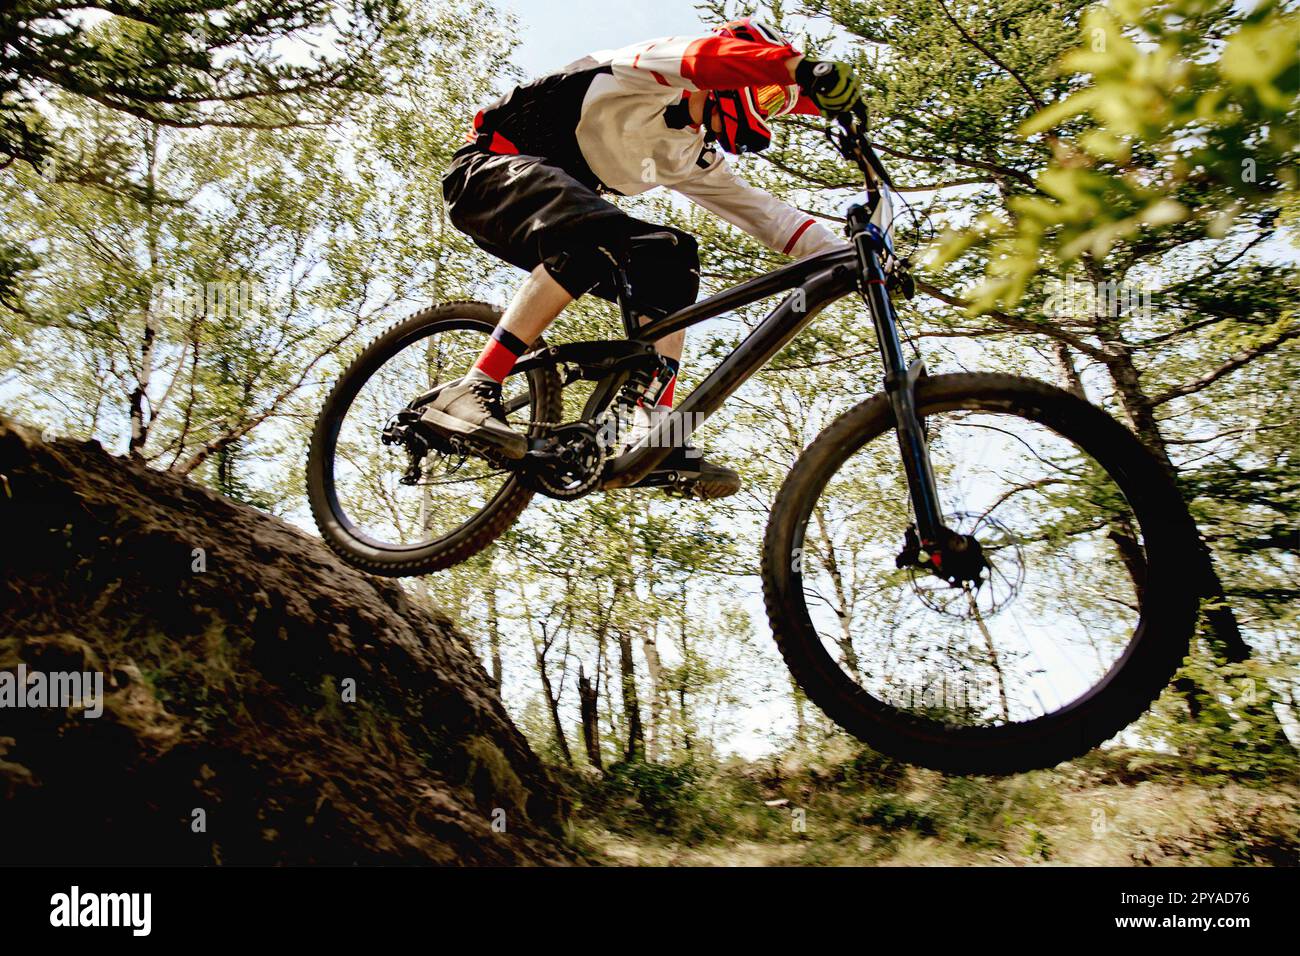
[425,18,863,497]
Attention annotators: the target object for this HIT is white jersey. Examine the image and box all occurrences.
[469,33,846,259]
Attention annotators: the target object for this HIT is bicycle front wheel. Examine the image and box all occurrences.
[762,373,1198,774]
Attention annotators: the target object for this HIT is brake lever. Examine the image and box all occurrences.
[888,258,917,300]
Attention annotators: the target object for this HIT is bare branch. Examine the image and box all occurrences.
[1151,327,1300,406]
[934,0,1047,113]
[913,277,1107,359]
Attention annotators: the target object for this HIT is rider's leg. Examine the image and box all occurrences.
[648,325,684,364]
[464,265,573,385]
[626,282,739,497]
[644,322,684,406]
[629,321,692,456]
[421,264,573,460]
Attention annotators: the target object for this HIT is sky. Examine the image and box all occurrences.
[501,0,713,78]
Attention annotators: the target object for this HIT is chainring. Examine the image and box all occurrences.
[519,421,609,501]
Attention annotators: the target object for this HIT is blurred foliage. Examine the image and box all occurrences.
[937,0,1299,310]
[0,1,414,170]
[0,1,422,301]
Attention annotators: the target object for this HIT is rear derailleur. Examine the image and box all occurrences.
[382,409,434,485]
[382,408,510,485]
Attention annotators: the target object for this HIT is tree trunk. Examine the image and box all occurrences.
[486,583,502,687]
[814,506,861,676]
[1104,346,1252,664]
[790,676,807,746]
[533,636,572,768]
[578,666,603,773]
[599,627,621,751]
[1103,347,1294,751]
[641,622,663,762]
[616,526,646,762]
[677,594,692,753]
[616,627,644,761]
[1054,342,1087,400]
[128,129,162,461]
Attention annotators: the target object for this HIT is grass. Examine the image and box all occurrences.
[567,739,1300,867]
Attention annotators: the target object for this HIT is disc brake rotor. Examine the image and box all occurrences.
[907,512,1025,620]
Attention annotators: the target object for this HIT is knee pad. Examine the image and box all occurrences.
[633,232,700,316]
[540,228,700,316]
[539,244,620,301]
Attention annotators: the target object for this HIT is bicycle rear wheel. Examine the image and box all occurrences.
[307,302,561,576]
[762,373,1198,774]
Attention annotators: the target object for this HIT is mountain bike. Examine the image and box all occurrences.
[306,106,1198,774]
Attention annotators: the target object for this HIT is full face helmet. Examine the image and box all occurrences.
[704,18,804,154]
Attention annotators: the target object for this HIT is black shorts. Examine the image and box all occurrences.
[441,146,700,317]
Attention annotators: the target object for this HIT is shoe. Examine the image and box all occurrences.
[418,379,526,460]
[624,405,741,499]
[633,445,742,499]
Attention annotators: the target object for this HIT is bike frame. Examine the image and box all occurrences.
[544,202,948,546]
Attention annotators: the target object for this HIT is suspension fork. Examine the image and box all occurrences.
[848,205,946,547]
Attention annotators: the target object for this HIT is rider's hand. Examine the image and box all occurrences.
[795,58,862,115]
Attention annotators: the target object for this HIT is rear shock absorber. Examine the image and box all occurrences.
[606,356,671,447]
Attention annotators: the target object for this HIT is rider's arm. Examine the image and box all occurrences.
[672,155,845,259]
[603,35,801,92]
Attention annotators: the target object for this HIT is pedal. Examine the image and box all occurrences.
[664,479,700,500]
[667,468,737,500]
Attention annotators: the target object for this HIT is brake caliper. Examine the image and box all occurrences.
[896,524,987,586]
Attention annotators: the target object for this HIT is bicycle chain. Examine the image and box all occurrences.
[518,374,659,490]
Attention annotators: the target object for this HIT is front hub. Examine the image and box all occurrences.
[895,523,988,586]
[932,531,987,586]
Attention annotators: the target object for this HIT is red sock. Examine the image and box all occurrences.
[656,357,679,408]
[468,327,529,384]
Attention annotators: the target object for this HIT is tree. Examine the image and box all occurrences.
[0,1,411,171]
[0,2,420,300]
[2,105,383,497]
[1,0,516,508]
[938,0,1298,311]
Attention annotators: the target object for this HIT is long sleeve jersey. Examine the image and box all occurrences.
[469,34,846,259]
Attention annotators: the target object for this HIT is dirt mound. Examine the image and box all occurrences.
[0,420,574,864]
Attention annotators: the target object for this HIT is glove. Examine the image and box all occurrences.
[795,58,862,115]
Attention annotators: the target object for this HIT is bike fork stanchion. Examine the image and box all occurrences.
[847,204,946,547]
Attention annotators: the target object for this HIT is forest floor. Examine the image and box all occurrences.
[566,740,1300,867]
